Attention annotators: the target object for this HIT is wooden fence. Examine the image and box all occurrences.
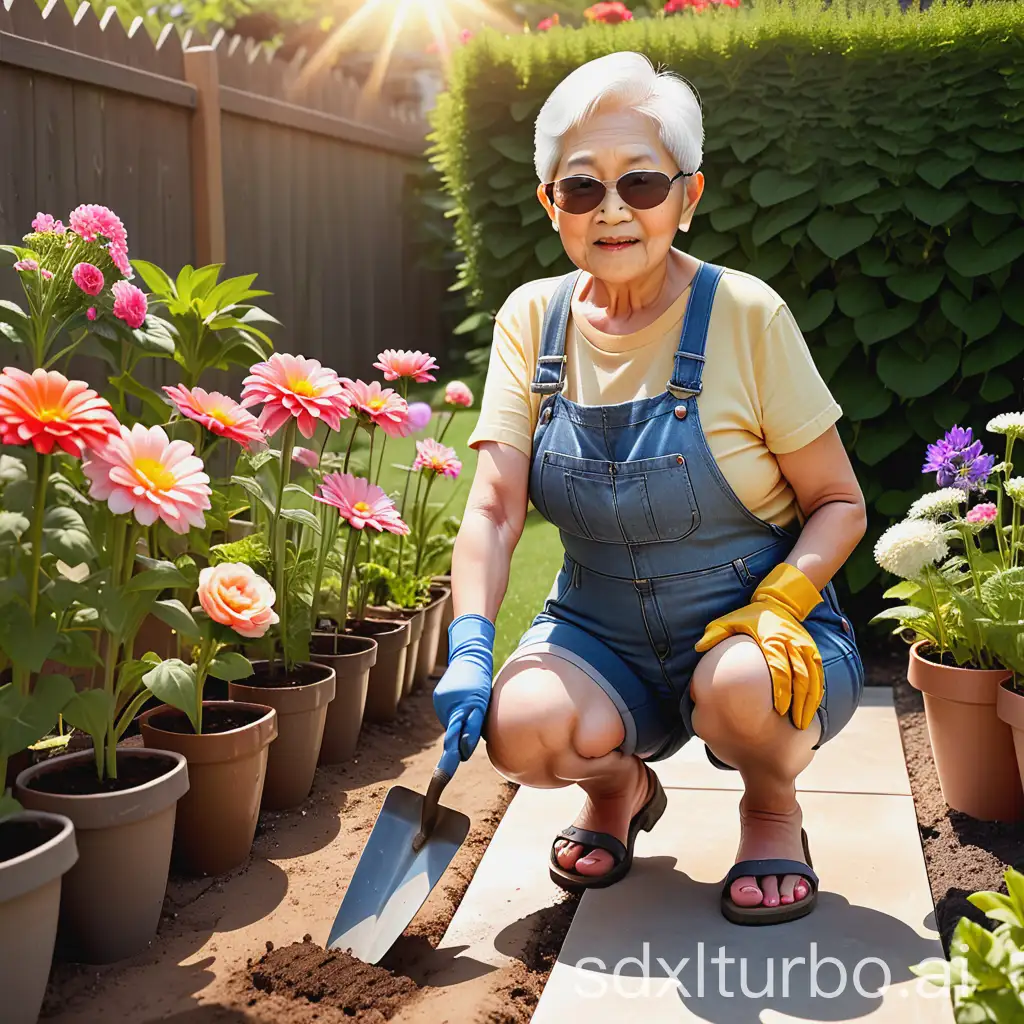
[0,0,452,387]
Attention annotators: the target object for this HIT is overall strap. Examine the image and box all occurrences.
[530,271,581,395]
[668,261,725,399]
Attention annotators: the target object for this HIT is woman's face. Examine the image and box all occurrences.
[537,105,704,285]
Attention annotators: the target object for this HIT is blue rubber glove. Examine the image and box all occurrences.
[433,613,495,775]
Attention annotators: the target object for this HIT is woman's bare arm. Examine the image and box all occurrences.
[775,426,868,591]
[451,441,531,622]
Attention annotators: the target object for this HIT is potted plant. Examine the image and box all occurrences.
[872,420,1024,822]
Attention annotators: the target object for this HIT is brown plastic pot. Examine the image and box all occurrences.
[908,641,1024,821]
[432,574,453,676]
[369,606,426,698]
[14,748,189,963]
[348,617,412,723]
[996,681,1024,808]
[311,632,377,765]
[414,585,452,691]
[228,662,336,811]
[138,701,277,876]
[0,811,78,1024]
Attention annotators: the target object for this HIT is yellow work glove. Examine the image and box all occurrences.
[694,564,825,731]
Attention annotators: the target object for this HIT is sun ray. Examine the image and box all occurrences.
[358,0,413,111]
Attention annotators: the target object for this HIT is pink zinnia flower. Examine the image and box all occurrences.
[407,402,433,432]
[583,1,632,21]
[87,307,97,321]
[537,13,559,28]
[31,213,65,235]
[111,280,147,329]
[444,380,474,408]
[72,262,104,296]
[414,438,462,480]
[108,243,132,280]
[198,562,278,640]
[82,423,212,534]
[373,349,439,384]
[458,28,473,43]
[163,384,266,451]
[342,379,411,438]
[0,367,119,457]
[292,446,319,469]
[966,503,998,525]
[68,204,127,249]
[314,472,410,534]
[241,353,351,439]
[14,259,39,273]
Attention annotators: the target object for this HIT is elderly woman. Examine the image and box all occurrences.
[433,51,865,925]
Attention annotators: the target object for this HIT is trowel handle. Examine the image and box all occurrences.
[416,729,461,847]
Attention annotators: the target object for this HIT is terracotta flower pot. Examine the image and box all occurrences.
[138,701,277,876]
[995,681,1024,804]
[310,632,377,765]
[14,748,189,963]
[414,584,452,691]
[369,606,426,698]
[0,811,78,1024]
[432,574,453,676]
[907,641,1024,821]
[228,662,336,811]
[348,617,412,723]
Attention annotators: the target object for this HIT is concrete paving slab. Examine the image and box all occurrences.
[658,688,911,797]
[534,787,951,1023]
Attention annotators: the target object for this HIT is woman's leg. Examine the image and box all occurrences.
[689,635,820,909]
[485,652,653,878]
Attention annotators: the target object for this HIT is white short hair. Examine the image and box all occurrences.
[534,52,703,183]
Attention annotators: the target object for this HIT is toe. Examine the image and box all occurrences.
[574,849,615,877]
[759,875,781,908]
[779,873,807,904]
[729,875,763,908]
[555,842,583,869]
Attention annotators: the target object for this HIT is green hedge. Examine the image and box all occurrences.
[427,0,1024,602]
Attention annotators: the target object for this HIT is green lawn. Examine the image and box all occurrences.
[367,411,561,665]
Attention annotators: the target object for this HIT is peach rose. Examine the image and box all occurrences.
[197,562,279,639]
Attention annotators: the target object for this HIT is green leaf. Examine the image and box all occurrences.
[126,561,193,593]
[207,651,254,682]
[854,190,904,216]
[836,278,885,318]
[916,155,973,189]
[940,291,1003,342]
[151,599,203,640]
[963,328,1024,376]
[807,213,876,260]
[109,372,173,420]
[1003,290,1024,328]
[968,184,1018,215]
[791,290,834,332]
[689,231,735,262]
[946,229,1024,278]
[281,508,321,533]
[744,242,791,282]
[976,153,1024,183]
[887,270,944,303]
[857,246,899,278]
[854,303,919,345]
[42,506,95,563]
[902,187,968,227]
[61,689,115,744]
[820,175,879,205]
[876,338,961,399]
[981,373,1014,403]
[831,363,893,421]
[489,135,533,164]
[748,170,816,207]
[129,259,176,297]
[0,605,59,673]
[0,674,75,758]
[142,659,199,731]
[751,196,817,247]
[453,311,491,335]
[535,233,564,268]
[884,580,921,600]
[856,420,914,466]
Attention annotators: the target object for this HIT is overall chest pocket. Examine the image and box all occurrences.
[538,451,700,544]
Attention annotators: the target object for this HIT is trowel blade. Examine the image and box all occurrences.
[327,784,470,965]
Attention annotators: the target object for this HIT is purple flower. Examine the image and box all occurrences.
[407,401,433,432]
[923,426,996,491]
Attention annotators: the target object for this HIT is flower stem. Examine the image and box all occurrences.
[996,436,1012,567]
[437,411,455,446]
[26,452,51,625]
[415,474,438,574]
[192,637,219,735]
[959,525,984,599]
[342,421,358,475]
[396,468,416,574]
[338,526,360,640]
[271,421,297,673]
[924,568,947,657]
[367,428,376,487]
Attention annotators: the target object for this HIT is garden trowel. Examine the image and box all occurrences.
[327,740,469,965]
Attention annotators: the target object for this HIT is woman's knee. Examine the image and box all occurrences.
[484,655,625,783]
[690,636,774,744]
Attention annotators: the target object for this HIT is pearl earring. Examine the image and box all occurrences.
[552,221,559,232]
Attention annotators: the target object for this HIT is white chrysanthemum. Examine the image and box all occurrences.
[874,519,950,580]
[907,488,966,521]
[1005,477,1024,507]
[987,413,1024,440]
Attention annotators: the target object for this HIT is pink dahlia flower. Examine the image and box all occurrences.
[14,259,39,273]
[72,262,104,296]
[163,384,266,451]
[342,379,411,438]
[241,353,351,439]
[414,438,462,479]
[83,423,212,534]
[314,472,410,534]
[69,204,127,250]
[966,503,998,525]
[373,349,439,384]
[111,280,147,329]
[292,446,320,469]
[198,562,278,639]
[407,401,433,432]
[0,367,119,457]
[444,380,474,408]
[31,213,65,235]
[108,244,133,280]
[87,307,97,321]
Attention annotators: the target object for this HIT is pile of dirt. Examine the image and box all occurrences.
[251,939,417,1021]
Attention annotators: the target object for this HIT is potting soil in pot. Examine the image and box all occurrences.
[0,818,58,861]
[22,754,177,795]
[151,704,268,734]
[242,662,330,689]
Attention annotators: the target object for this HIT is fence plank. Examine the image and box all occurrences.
[183,46,225,265]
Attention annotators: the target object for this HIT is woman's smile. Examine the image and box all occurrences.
[593,236,640,251]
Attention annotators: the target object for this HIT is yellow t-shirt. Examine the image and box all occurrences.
[467,266,842,528]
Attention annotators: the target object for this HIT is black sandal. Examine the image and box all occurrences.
[549,765,667,893]
[720,828,818,926]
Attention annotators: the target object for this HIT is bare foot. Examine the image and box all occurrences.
[728,801,811,909]
[553,757,653,878]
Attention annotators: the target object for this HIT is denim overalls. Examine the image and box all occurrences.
[509,261,864,763]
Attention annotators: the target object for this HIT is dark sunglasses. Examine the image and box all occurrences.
[542,169,692,215]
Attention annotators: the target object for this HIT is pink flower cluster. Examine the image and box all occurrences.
[664,0,739,12]
[966,503,998,525]
[537,13,559,29]
[583,1,633,22]
[32,213,65,235]
[68,204,132,279]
